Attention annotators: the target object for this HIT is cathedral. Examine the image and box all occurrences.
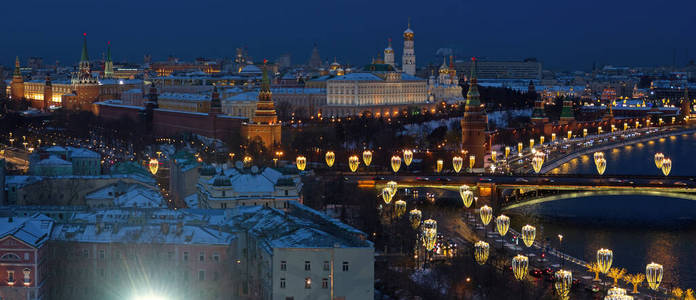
[428,56,464,103]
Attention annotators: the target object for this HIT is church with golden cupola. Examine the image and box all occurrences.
[402,19,416,76]
[427,56,463,103]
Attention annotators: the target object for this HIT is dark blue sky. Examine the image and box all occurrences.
[2,0,695,71]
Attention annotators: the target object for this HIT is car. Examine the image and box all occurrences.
[479,177,493,182]
[530,268,544,278]
[515,178,529,183]
[416,177,430,181]
[675,181,687,186]
[437,177,452,182]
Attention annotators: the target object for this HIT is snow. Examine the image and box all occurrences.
[0,213,54,248]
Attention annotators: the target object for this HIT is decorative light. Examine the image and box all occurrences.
[529,138,535,150]
[521,225,536,247]
[554,270,573,300]
[474,241,490,265]
[505,147,510,159]
[243,155,252,166]
[654,153,664,169]
[403,149,414,166]
[594,151,604,164]
[382,187,394,204]
[394,200,407,217]
[409,209,422,229]
[436,159,444,173]
[362,150,373,167]
[491,151,497,163]
[495,215,510,237]
[646,262,663,291]
[386,181,398,197]
[325,151,335,167]
[479,205,492,225]
[539,136,545,145]
[597,248,613,274]
[422,219,437,251]
[551,133,556,142]
[148,158,159,175]
[517,142,523,154]
[607,286,626,296]
[624,122,628,131]
[348,155,360,172]
[567,130,572,139]
[583,128,588,137]
[596,157,607,175]
[531,152,545,173]
[512,255,529,281]
[661,158,672,176]
[452,156,463,173]
[296,156,307,171]
[459,185,473,208]
[391,155,401,172]
[469,155,475,169]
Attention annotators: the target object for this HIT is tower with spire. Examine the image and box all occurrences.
[10,56,24,100]
[43,75,52,110]
[402,19,416,76]
[531,96,548,125]
[241,60,281,147]
[384,38,395,67]
[308,43,322,70]
[72,33,98,85]
[104,41,114,79]
[460,57,488,168]
[559,96,575,124]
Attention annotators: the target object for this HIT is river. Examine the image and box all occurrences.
[509,131,696,289]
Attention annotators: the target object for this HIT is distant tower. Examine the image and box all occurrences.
[681,87,691,121]
[460,57,488,168]
[241,60,282,147]
[559,96,575,124]
[209,86,221,115]
[309,43,322,69]
[531,96,548,125]
[448,56,457,83]
[10,56,24,100]
[384,38,395,67]
[527,80,536,96]
[438,57,449,84]
[43,75,52,110]
[402,19,416,76]
[104,41,114,79]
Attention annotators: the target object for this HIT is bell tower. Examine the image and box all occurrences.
[401,18,416,76]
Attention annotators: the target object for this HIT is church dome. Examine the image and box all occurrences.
[403,28,414,40]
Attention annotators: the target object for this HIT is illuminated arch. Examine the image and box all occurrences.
[502,190,696,211]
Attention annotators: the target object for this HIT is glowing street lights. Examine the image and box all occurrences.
[654,153,664,168]
[469,155,475,170]
[325,151,335,167]
[474,241,490,265]
[645,262,663,291]
[386,181,398,197]
[348,155,360,172]
[452,156,463,173]
[505,147,510,159]
[459,185,473,208]
[394,200,407,217]
[148,158,159,175]
[381,187,394,204]
[491,151,497,163]
[409,209,422,229]
[479,205,492,225]
[517,142,523,156]
[661,158,672,176]
[554,270,573,300]
[521,225,536,247]
[597,248,613,274]
[531,152,545,173]
[512,255,529,281]
[495,215,510,237]
[362,150,373,167]
[436,159,444,173]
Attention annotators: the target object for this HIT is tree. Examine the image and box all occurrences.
[587,262,602,281]
[687,289,696,300]
[672,287,684,299]
[607,267,627,286]
[623,273,645,294]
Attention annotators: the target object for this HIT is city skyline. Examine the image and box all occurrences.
[2,0,695,70]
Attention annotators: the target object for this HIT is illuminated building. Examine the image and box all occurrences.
[454,57,542,80]
[402,20,416,76]
[383,38,395,67]
[158,92,211,113]
[427,56,463,103]
[103,41,114,79]
[460,57,488,168]
[601,86,617,102]
[10,57,24,100]
[241,63,282,147]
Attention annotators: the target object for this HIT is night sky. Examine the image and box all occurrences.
[2,0,695,71]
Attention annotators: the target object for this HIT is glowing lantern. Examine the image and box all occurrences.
[459,185,473,208]
[479,205,492,225]
[469,155,475,169]
[551,133,556,142]
[348,155,360,172]
[394,200,407,217]
[554,270,573,300]
[325,151,335,167]
[386,181,398,197]
[635,121,640,128]
[531,152,545,173]
[595,157,607,175]
[452,156,463,173]
[567,130,572,139]
[593,151,604,164]
[243,155,252,167]
[505,147,510,159]
[381,187,393,204]
[436,159,443,173]
[607,287,626,296]
[403,149,414,166]
[654,153,664,169]
[624,122,628,131]
[597,248,613,274]
[611,124,616,132]
[491,151,497,163]
[495,214,510,237]
[517,142,523,155]
[598,127,603,134]
[646,263,663,291]
[390,156,402,173]
[661,158,672,176]
[409,209,422,229]
[148,158,159,175]
[539,136,545,145]
[296,156,307,171]
[583,128,588,137]
[422,219,437,251]
[529,139,535,150]
[512,255,529,281]
[362,150,372,167]
[474,241,489,265]
[521,225,536,247]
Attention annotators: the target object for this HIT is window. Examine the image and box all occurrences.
[342,261,349,272]
[213,253,219,262]
[7,271,15,284]
[23,253,29,260]
[198,270,205,281]
[323,261,330,271]
[23,269,31,284]
[280,261,286,271]
[322,278,328,289]
[168,251,174,260]
[199,252,204,262]
[280,278,286,288]
[304,261,311,271]
[99,250,105,259]
[304,277,311,289]
[82,249,89,258]
[183,252,189,261]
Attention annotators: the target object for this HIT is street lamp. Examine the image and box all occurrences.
[348,155,360,172]
[325,151,335,167]
[474,241,489,265]
[479,205,492,225]
[645,262,663,291]
[521,225,536,248]
[452,156,463,173]
[554,270,572,300]
[512,255,529,281]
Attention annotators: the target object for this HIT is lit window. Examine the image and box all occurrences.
[304,277,311,289]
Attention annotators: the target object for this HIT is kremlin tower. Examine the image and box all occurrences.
[43,75,52,110]
[682,87,694,124]
[401,19,416,76]
[241,61,282,147]
[559,96,575,124]
[460,57,488,169]
[531,96,548,125]
[10,57,24,100]
[68,33,100,111]
[104,41,114,79]
[384,38,395,68]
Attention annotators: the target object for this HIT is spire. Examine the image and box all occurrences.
[104,41,114,79]
[13,56,21,78]
[81,33,89,62]
[465,57,481,109]
[209,85,221,115]
[261,60,271,94]
[106,41,112,62]
[252,59,278,124]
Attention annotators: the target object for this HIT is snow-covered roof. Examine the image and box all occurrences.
[328,73,382,81]
[224,91,258,102]
[68,147,100,159]
[36,155,71,166]
[0,214,53,248]
[51,222,234,245]
[160,92,210,101]
[85,183,164,208]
